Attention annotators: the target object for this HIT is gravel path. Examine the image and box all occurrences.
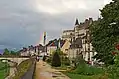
[35,60,70,79]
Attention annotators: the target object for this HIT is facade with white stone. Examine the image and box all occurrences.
[62,18,97,65]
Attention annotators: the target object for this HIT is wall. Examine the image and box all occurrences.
[47,46,57,55]
[61,40,71,54]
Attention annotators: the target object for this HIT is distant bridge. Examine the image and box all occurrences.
[0,57,30,79]
[0,57,29,65]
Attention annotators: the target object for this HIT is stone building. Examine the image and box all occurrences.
[46,39,71,56]
[19,44,44,56]
[62,18,97,65]
[62,30,74,42]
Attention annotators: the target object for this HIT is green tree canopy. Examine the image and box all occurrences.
[90,1,119,65]
[3,48,10,55]
[11,50,19,56]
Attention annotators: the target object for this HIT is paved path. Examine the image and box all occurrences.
[21,61,35,79]
[35,60,70,79]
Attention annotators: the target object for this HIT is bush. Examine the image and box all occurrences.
[51,51,61,67]
[63,57,70,66]
[70,58,104,76]
[46,57,51,64]
[73,64,104,76]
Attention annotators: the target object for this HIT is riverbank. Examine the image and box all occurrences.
[0,61,9,79]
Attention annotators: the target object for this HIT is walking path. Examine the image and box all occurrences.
[35,60,70,79]
[21,61,35,79]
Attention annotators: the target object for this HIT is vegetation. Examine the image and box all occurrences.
[90,0,119,65]
[0,61,10,79]
[88,0,119,78]
[51,49,61,67]
[2,48,19,56]
[3,48,10,55]
[12,59,33,79]
[64,62,106,79]
[64,1,119,78]
[65,73,108,79]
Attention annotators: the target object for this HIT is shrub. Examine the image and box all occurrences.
[71,58,104,76]
[46,57,51,64]
[51,51,61,67]
[63,57,70,66]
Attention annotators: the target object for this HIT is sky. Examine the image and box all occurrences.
[0,0,112,50]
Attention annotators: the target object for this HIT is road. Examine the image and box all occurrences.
[35,60,70,79]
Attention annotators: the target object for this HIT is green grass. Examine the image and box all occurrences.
[0,61,10,79]
[66,73,92,79]
[12,59,33,79]
[65,72,108,79]
[62,59,106,79]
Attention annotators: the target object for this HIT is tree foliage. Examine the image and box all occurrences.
[3,48,10,55]
[11,51,19,56]
[51,50,61,67]
[90,1,119,65]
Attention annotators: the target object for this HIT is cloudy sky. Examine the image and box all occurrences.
[0,0,112,50]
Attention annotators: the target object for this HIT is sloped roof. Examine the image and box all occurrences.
[47,39,66,47]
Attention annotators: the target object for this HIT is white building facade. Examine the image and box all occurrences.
[62,18,97,65]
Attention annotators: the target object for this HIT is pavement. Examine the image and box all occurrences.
[35,60,70,79]
[21,60,36,79]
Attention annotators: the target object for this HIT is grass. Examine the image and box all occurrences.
[0,61,10,79]
[62,59,107,79]
[12,59,33,79]
[65,73,92,79]
[65,72,108,79]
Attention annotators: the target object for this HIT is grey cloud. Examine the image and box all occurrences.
[0,0,109,50]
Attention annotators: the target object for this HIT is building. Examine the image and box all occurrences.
[20,47,29,56]
[68,37,82,63]
[47,40,57,55]
[61,40,71,55]
[62,18,97,65]
[46,39,71,56]
[62,30,74,42]
[19,44,44,56]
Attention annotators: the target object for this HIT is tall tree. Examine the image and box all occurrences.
[90,0,119,65]
[51,50,61,67]
[3,48,10,55]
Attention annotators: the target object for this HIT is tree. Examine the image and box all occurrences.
[3,48,10,55]
[51,50,61,67]
[90,0,119,65]
[11,51,15,55]
[11,50,19,56]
